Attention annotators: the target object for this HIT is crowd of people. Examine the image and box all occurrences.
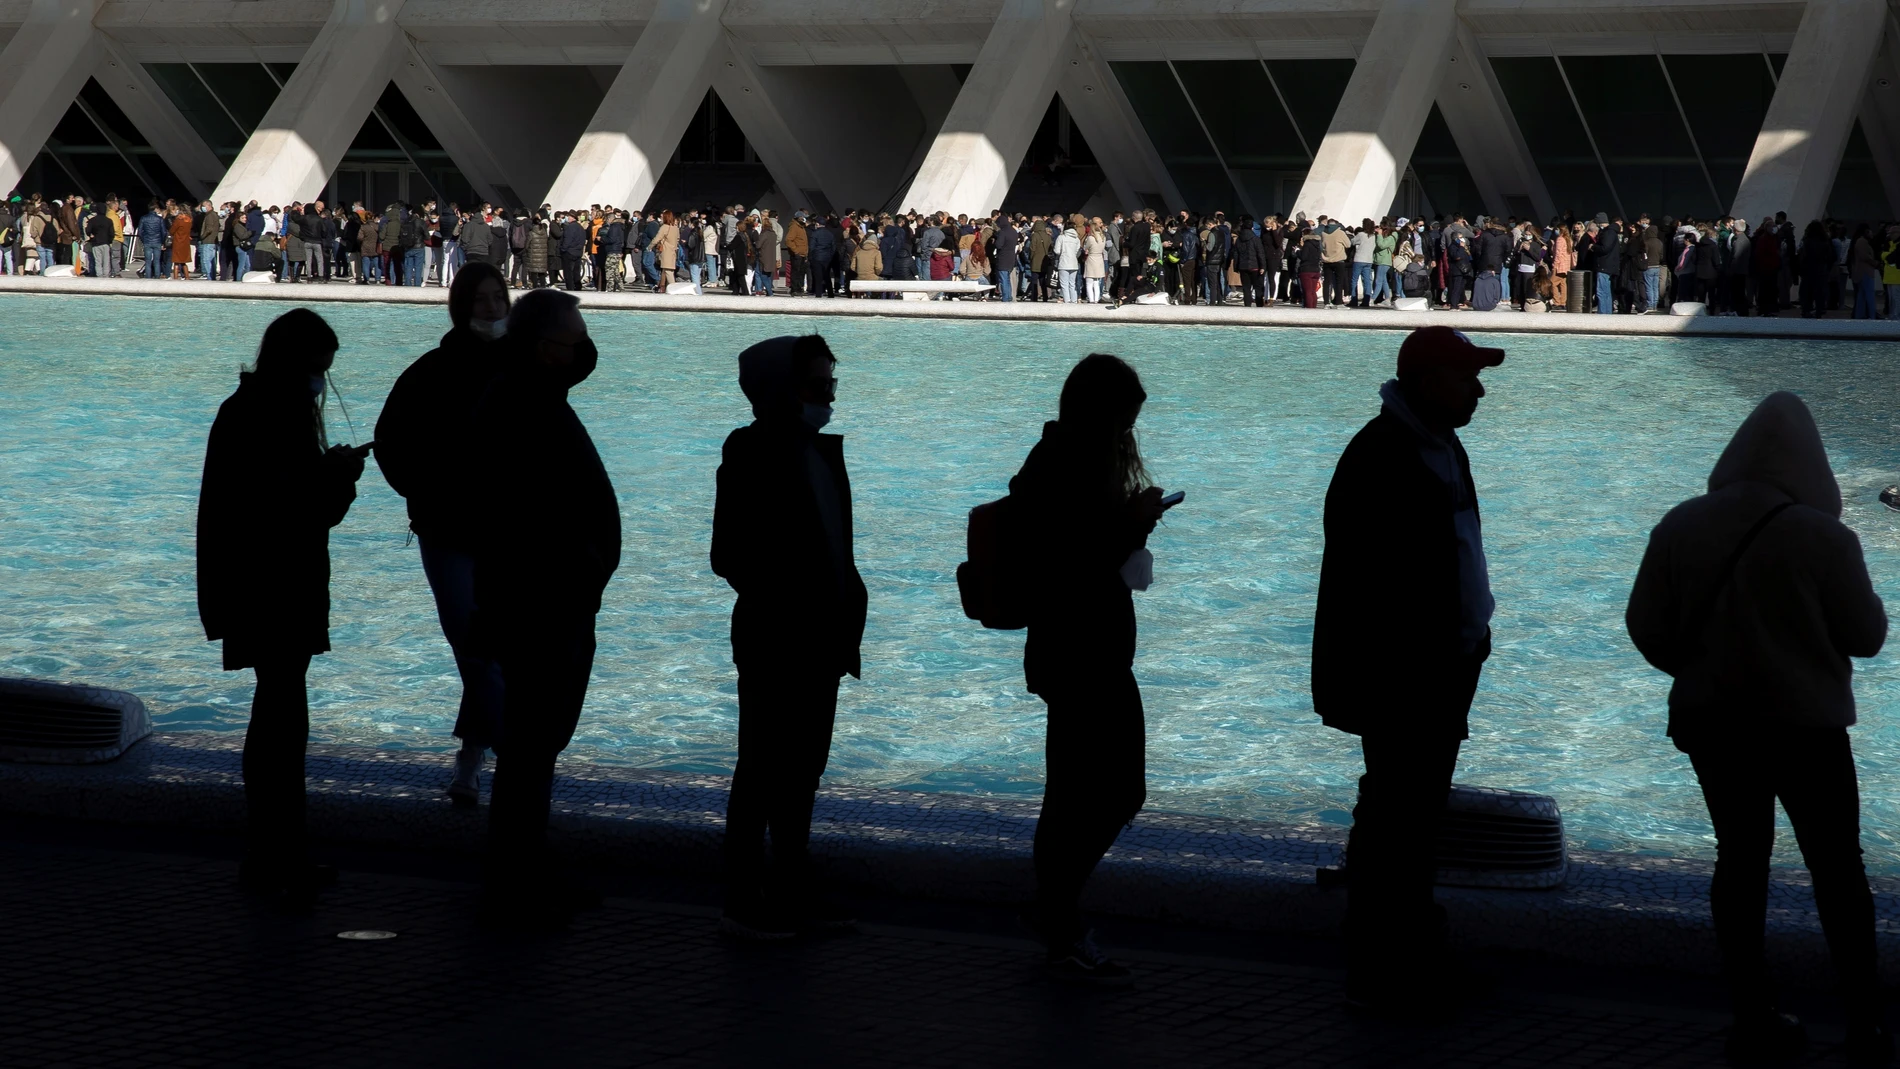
[8,188,1900,319]
[191,257,1893,1062]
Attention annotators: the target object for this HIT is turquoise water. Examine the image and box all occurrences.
[5,293,1900,867]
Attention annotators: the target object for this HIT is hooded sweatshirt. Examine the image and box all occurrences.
[1626,392,1885,749]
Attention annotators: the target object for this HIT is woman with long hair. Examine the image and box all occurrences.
[1010,354,1168,984]
[197,308,367,908]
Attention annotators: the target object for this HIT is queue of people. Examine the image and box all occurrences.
[13,188,1900,320]
[193,291,1891,1062]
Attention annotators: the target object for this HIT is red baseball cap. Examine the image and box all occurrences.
[1396,326,1505,378]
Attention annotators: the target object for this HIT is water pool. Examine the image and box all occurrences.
[5,294,1900,867]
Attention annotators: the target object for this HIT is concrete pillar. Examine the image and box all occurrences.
[390,38,516,207]
[1057,30,1183,215]
[1853,25,1900,217]
[542,0,728,210]
[210,0,407,206]
[0,0,105,197]
[92,34,225,200]
[899,0,1072,217]
[1290,0,1459,224]
[892,65,963,209]
[1434,20,1555,224]
[709,42,833,213]
[1731,0,1888,226]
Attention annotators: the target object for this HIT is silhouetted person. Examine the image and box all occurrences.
[1013,354,1166,984]
[197,308,366,908]
[712,335,867,939]
[1628,392,1890,1067]
[375,261,510,806]
[1312,326,1502,1014]
[472,288,619,930]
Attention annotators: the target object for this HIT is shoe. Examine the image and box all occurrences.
[448,747,484,807]
[1045,931,1133,987]
[719,899,799,942]
[1723,1011,1805,1067]
[1847,1025,1895,1068]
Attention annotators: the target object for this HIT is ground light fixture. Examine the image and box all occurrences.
[337,930,399,941]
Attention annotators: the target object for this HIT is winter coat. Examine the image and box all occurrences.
[1627,392,1885,750]
[1312,393,1489,739]
[598,221,626,256]
[1590,227,1621,274]
[808,223,839,260]
[359,222,383,258]
[1028,226,1053,271]
[654,222,679,271]
[852,237,882,278]
[1010,420,1148,696]
[754,224,780,273]
[784,219,808,257]
[379,208,402,248]
[557,221,586,258]
[1083,232,1106,277]
[1850,236,1880,282]
[1321,226,1350,264]
[375,327,503,550]
[992,224,1018,271]
[137,210,167,249]
[1350,231,1377,264]
[526,222,550,272]
[712,419,868,679]
[1551,232,1574,274]
[1056,228,1082,271]
[1232,228,1266,272]
[197,372,358,668]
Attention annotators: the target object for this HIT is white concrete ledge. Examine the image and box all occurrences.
[4,275,1899,342]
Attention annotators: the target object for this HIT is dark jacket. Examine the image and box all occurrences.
[557,220,585,258]
[1009,421,1146,696]
[471,357,621,627]
[1231,227,1265,271]
[712,421,868,679]
[197,372,358,667]
[1590,226,1622,274]
[992,224,1018,271]
[374,327,503,549]
[1312,407,1488,738]
[808,222,838,260]
[598,221,626,256]
[1476,228,1509,273]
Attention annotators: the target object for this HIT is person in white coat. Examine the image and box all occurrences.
[1627,391,1889,1067]
[1056,222,1083,304]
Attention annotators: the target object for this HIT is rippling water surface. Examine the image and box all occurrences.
[5,293,1899,867]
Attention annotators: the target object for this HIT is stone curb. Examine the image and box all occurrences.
[5,731,1899,988]
[3,275,1897,341]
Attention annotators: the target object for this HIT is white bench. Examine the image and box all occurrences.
[848,280,995,301]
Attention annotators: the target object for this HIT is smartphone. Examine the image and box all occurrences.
[1159,490,1186,510]
[350,441,376,459]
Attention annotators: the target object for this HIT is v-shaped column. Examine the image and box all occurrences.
[0,0,106,195]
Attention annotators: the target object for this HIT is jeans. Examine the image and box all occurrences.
[1059,268,1078,303]
[1688,729,1879,1020]
[1086,276,1103,303]
[1644,266,1662,310]
[1595,271,1613,314]
[244,653,314,871]
[198,242,219,280]
[487,621,597,887]
[418,539,505,750]
[1033,671,1146,939]
[1202,267,1222,305]
[1371,264,1394,303]
[1853,275,1879,319]
[1351,262,1375,305]
[404,246,426,286]
[642,247,658,286]
[141,246,164,278]
[688,261,703,293]
[1886,283,1900,320]
[724,668,841,904]
[753,268,774,296]
[1238,269,1264,307]
[236,248,251,279]
[996,266,1016,301]
[442,240,459,286]
[1346,732,1463,982]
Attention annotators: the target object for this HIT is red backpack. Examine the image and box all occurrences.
[956,496,1027,630]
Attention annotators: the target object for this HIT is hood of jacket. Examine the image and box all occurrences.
[1707,391,1841,517]
[738,335,803,420]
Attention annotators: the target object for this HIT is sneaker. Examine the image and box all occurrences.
[1045,931,1134,987]
[448,747,484,807]
[1723,1011,1806,1067]
[719,899,799,942]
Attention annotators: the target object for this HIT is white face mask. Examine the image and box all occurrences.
[469,318,507,340]
[801,402,833,430]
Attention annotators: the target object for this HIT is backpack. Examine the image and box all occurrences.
[511,221,528,249]
[956,496,1027,630]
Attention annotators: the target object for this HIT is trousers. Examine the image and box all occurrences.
[1345,732,1463,978]
[1689,728,1879,1020]
[487,622,597,883]
[723,669,841,902]
[418,538,505,749]
[244,653,314,869]
[1033,671,1147,937]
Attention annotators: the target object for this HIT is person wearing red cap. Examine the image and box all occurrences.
[1311,325,1504,1015]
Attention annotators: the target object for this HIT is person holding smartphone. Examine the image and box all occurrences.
[1011,353,1168,984]
[197,308,367,910]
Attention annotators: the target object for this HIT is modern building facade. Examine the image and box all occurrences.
[2,0,1896,227]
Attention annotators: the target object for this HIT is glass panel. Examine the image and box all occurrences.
[142,64,247,155]
[1565,54,1715,220]
[1109,61,1237,212]
[381,83,443,151]
[1410,103,1482,221]
[198,63,286,134]
[1659,54,1778,213]
[1828,120,1889,222]
[1173,60,1308,215]
[1263,59,1354,150]
[1491,56,1616,220]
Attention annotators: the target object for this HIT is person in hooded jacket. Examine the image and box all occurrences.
[1313,326,1503,1014]
[711,335,868,940]
[1011,354,1168,985]
[808,217,839,297]
[198,308,367,908]
[470,288,620,930]
[1627,392,1889,1067]
[375,262,512,807]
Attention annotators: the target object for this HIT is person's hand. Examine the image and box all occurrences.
[1129,485,1165,537]
[325,443,366,483]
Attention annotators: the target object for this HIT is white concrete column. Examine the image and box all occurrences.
[210,0,407,206]
[0,0,105,196]
[542,0,729,210]
[1290,0,1458,224]
[709,42,832,212]
[1057,30,1183,215]
[892,65,963,209]
[1435,20,1555,224]
[390,37,515,206]
[92,34,225,200]
[1731,0,1888,226]
[1852,24,1900,217]
[899,0,1072,217]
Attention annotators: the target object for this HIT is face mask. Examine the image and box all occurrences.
[218,209,228,218]
[801,402,833,430]
[308,373,326,399]
[469,318,507,340]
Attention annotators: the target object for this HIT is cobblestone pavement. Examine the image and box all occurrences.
[0,819,1869,1069]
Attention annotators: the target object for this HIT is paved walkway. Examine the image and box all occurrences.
[0,817,1871,1069]
[3,273,1896,341]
